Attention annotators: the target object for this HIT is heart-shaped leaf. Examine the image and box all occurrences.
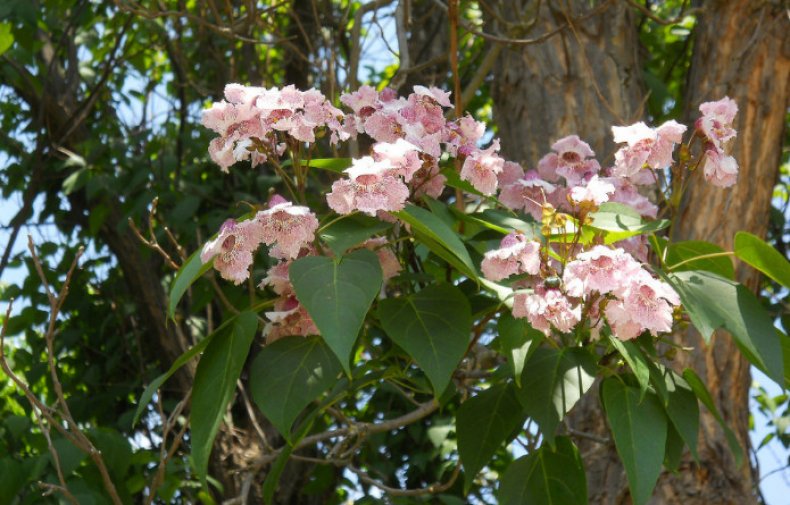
[378,283,472,394]
[457,384,526,491]
[290,249,382,372]
[250,336,342,439]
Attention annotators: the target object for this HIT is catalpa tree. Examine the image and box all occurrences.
[142,83,788,504]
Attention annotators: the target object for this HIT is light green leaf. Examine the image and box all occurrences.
[497,313,541,387]
[515,347,597,445]
[191,311,258,483]
[318,214,391,256]
[588,202,670,243]
[0,22,14,56]
[457,384,525,491]
[465,209,537,236]
[734,231,790,288]
[669,270,784,384]
[249,336,341,439]
[602,379,667,505]
[665,240,734,279]
[396,204,478,278]
[168,248,213,320]
[289,249,382,372]
[282,157,352,173]
[682,368,743,466]
[498,436,587,505]
[378,284,472,394]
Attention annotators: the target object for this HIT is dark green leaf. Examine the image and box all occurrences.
[665,240,734,279]
[608,335,650,396]
[318,214,391,256]
[457,384,525,491]
[682,368,743,466]
[0,457,25,502]
[396,204,477,278]
[602,379,667,505]
[289,249,382,371]
[516,347,597,444]
[378,284,472,394]
[498,437,587,505]
[191,311,258,482]
[497,313,541,387]
[168,248,213,320]
[262,445,293,505]
[250,336,341,439]
[734,231,790,288]
[669,270,784,383]
[661,369,699,461]
[663,423,684,472]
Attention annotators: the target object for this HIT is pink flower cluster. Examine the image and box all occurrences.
[696,97,739,187]
[200,195,319,284]
[611,120,687,184]
[483,240,679,341]
[202,84,349,171]
[497,135,656,221]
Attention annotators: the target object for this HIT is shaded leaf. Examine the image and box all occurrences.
[319,214,391,256]
[191,311,258,482]
[602,379,667,505]
[457,384,525,491]
[290,249,382,372]
[250,336,341,439]
[498,437,586,505]
[168,248,213,320]
[665,240,734,279]
[497,313,541,387]
[516,347,597,445]
[379,284,472,394]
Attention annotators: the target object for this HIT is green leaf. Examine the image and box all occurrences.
[289,249,382,372]
[663,423,685,472]
[682,368,743,466]
[665,240,734,279]
[133,313,242,426]
[249,336,341,439]
[0,22,13,56]
[191,311,258,482]
[457,384,525,491]
[466,209,537,236]
[378,284,472,395]
[318,214,391,256]
[62,167,90,195]
[588,202,670,243]
[0,457,25,502]
[88,428,132,482]
[661,368,699,461]
[282,157,352,173]
[602,379,667,505]
[607,335,650,397]
[734,231,790,288]
[497,313,541,387]
[498,436,587,505]
[395,204,478,278]
[168,248,213,320]
[515,347,597,445]
[669,270,784,384]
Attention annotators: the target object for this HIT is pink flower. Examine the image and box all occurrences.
[372,140,423,182]
[607,177,658,218]
[256,199,319,259]
[544,135,600,186]
[512,287,581,335]
[446,115,486,157]
[461,140,505,195]
[264,296,319,342]
[569,175,615,206]
[702,149,738,188]
[562,246,641,297]
[340,85,380,117]
[200,219,262,285]
[326,157,410,216]
[412,85,453,108]
[410,159,446,199]
[604,270,679,340]
[358,237,401,281]
[696,97,738,151]
[611,120,686,180]
[498,161,525,186]
[260,260,292,295]
[498,170,556,221]
[481,233,541,281]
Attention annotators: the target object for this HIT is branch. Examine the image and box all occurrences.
[348,461,461,497]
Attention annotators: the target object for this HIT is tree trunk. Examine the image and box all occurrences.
[488,1,789,504]
[487,0,643,164]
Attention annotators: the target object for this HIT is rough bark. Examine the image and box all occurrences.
[488,0,789,504]
[488,0,644,165]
